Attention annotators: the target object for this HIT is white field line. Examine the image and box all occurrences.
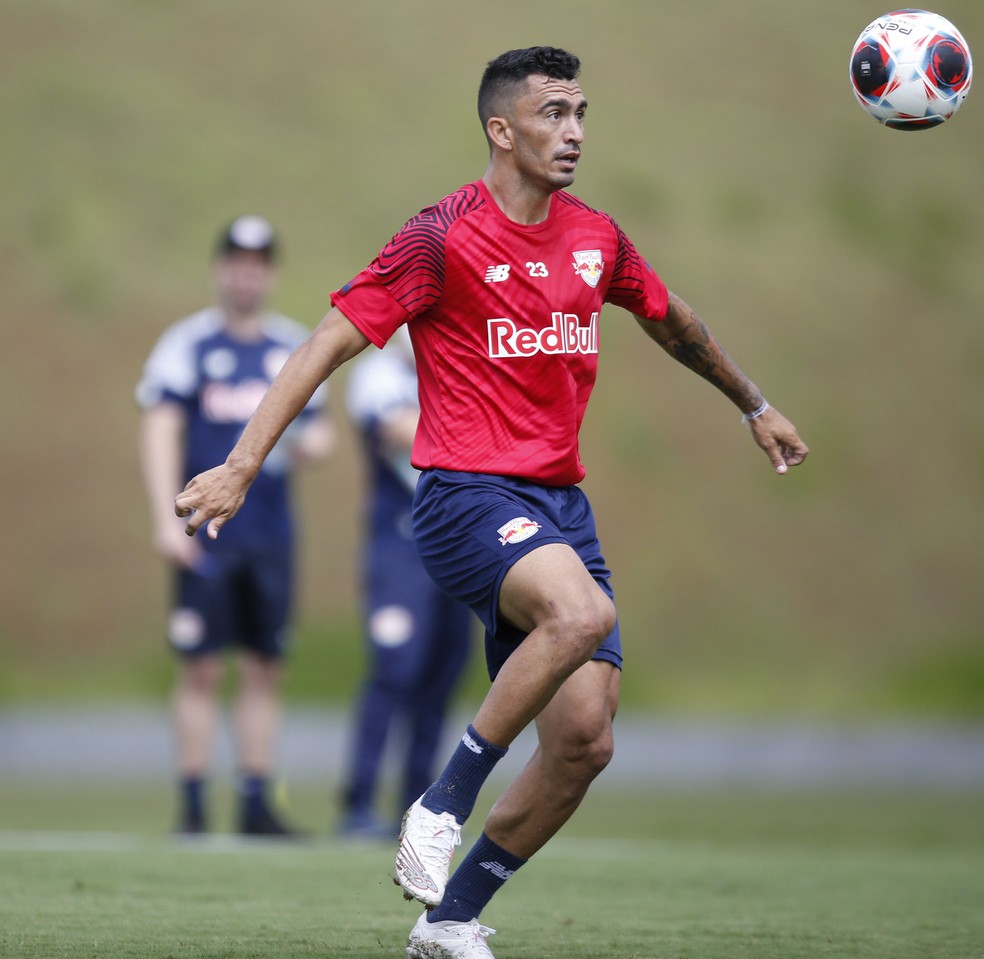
[0,830,327,854]
[0,829,666,858]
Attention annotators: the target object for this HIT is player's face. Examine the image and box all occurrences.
[212,250,275,315]
[507,74,586,191]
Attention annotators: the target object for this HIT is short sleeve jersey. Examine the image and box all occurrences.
[331,179,668,486]
[135,307,325,546]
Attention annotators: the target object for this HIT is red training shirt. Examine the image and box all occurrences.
[331,179,668,486]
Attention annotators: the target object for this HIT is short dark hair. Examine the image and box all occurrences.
[478,46,581,130]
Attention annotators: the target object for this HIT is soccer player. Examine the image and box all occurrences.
[173,48,808,957]
[137,215,334,836]
[339,330,474,839]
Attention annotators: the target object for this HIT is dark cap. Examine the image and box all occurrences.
[215,215,278,261]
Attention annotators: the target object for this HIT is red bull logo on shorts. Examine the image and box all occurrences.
[497,516,542,546]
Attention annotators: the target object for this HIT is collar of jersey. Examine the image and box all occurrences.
[475,179,560,234]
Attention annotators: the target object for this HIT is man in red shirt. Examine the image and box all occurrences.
[176,46,807,959]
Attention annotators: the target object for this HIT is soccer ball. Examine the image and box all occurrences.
[849,8,973,130]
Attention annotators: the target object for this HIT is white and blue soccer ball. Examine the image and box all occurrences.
[850,8,973,130]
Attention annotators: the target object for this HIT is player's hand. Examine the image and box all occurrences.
[174,464,248,540]
[153,521,203,569]
[747,408,809,475]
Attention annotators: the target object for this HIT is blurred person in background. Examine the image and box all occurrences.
[339,329,474,840]
[136,216,334,836]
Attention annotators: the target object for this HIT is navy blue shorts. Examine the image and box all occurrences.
[169,543,293,660]
[412,469,621,679]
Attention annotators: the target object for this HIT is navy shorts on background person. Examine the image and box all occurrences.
[169,544,293,660]
[412,469,622,679]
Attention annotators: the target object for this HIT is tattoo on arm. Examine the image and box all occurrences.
[644,294,762,411]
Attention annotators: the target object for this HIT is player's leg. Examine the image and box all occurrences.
[416,542,614,822]
[396,541,613,905]
[417,660,616,928]
[398,474,616,906]
[168,559,231,834]
[472,542,615,747]
[233,548,297,836]
[233,651,282,775]
[341,551,425,838]
[406,660,617,958]
[401,590,474,813]
[233,651,296,835]
[171,652,223,833]
[484,658,618,854]
[339,626,405,836]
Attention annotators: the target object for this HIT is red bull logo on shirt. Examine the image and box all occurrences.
[497,517,542,546]
[572,250,604,288]
[487,312,598,359]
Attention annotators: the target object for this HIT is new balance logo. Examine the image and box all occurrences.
[479,860,515,881]
[395,843,440,894]
[462,731,483,754]
[484,264,511,283]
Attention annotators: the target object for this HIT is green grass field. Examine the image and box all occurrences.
[2,782,982,958]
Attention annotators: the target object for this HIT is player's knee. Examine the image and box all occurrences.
[573,735,614,785]
[553,720,615,791]
[551,594,617,665]
[239,655,282,693]
[181,655,223,693]
[588,596,618,648]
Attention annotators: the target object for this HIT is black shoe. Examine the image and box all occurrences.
[175,812,206,836]
[239,806,305,838]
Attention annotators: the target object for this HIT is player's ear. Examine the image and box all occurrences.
[486,116,513,151]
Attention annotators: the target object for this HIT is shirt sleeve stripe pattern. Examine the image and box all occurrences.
[370,184,484,316]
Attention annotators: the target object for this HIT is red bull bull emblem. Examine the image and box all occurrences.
[572,250,604,288]
[497,517,542,546]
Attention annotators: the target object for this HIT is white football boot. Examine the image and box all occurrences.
[394,797,462,906]
[406,913,496,959]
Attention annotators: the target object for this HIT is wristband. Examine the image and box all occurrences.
[741,399,769,425]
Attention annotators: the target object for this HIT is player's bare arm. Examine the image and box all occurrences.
[291,412,337,465]
[140,402,202,569]
[634,291,809,474]
[175,308,371,538]
[635,291,760,407]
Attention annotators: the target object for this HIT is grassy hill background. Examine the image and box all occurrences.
[2,0,982,718]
